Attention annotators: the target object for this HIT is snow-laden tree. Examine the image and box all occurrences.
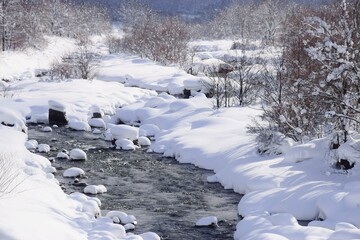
[305,0,360,142]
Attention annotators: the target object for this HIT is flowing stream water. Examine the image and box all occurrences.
[29,125,242,240]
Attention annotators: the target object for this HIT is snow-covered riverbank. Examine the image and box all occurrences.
[1,38,360,239]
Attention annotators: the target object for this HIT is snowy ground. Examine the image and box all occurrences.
[1,37,360,239]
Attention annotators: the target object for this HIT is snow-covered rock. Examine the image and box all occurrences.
[110,125,139,141]
[124,223,135,231]
[337,136,360,165]
[70,148,87,161]
[63,167,85,178]
[25,139,38,150]
[88,118,106,128]
[195,216,218,227]
[139,232,161,240]
[48,100,66,112]
[115,139,137,151]
[84,185,107,194]
[57,152,70,159]
[68,120,91,131]
[42,126,53,132]
[37,144,50,153]
[138,136,151,146]
[106,211,137,225]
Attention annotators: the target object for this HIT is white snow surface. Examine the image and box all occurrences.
[1,38,360,239]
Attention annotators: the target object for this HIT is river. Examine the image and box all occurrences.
[29,125,242,240]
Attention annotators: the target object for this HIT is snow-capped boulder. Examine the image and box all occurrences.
[68,120,91,131]
[48,100,68,126]
[57,152,70,159]
[138,136,151,146]
[124,223,135,231]
[90,105,103,118]
[63,167,85,178]
[337,136,360,169]
[88,118,106,128]
[140,232,161,240]
[70,148,87,161]
[84,185,107,194]
[115,139,136,151]
[110,125,139,141]
[195,216,218,227]
[106,211,137,225]
[37,144,50,153]
[25,139,38,150]
[42,126,53,132]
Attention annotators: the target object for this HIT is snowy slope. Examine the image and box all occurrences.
[2,37,360,240]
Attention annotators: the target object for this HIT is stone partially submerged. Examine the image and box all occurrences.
[48,100,68,126]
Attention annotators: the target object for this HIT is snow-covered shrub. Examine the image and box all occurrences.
[255,130,289,155]
[50,43,100,80]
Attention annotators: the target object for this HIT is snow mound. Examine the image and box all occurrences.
[110,125,139,141]
[115,139,137,151]
[25,139,38,150]
[0,107,27,132]
[337,136,360,165]
[139,124,160,137]
[48,100,66,112]
[106,211,137,225]
[57,152,70,159]
[63,167,85,178]
[88,118,106,128]
[37,144,50,153]
[284,138,330,163]
[70,148,87,161]
[196,216,218,227]
[68,120,91,131]
[84,185,107,194]
[138,136,151,146]
[42,126,53,132]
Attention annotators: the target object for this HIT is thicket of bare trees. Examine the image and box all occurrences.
[117,2,189,65]
[0,0,111,51]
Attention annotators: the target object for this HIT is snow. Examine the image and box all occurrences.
[97,54,206,94]
[138,136,151,146]
[115,139,137,151]
[110,125,139,141]
[63,167,85,178]
[84,185,107,194]
[2,36,360,240]
[69,120,91,131]
[25,139,38,150]
[57,152,70,159]
[139,124,160,137]
[42,126,53,132]
[195,216,218,227]
[88,118,106,128]
[48,99,66,112]
[37,144,50,153]
[106,211,137,225]
[70,148,87,161]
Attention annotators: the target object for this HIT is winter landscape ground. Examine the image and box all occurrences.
[1,0,360,239]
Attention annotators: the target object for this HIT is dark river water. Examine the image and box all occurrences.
[29,125,242,240]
